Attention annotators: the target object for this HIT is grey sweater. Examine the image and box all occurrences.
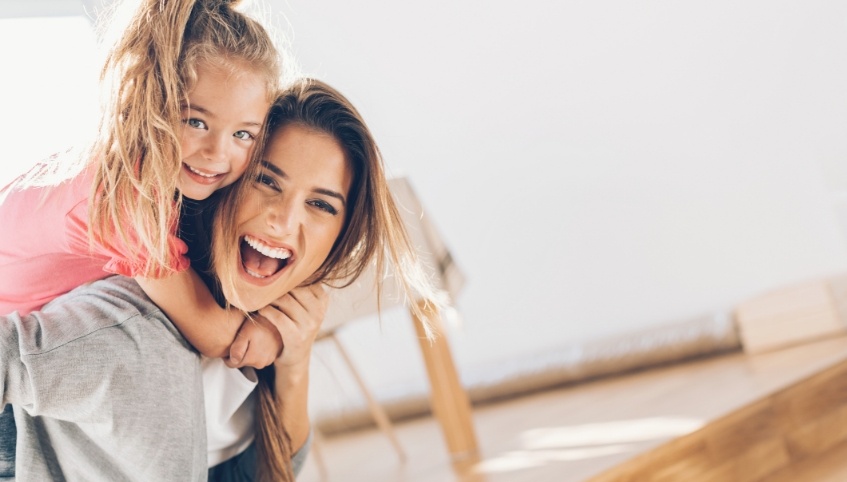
[0,276,207,481]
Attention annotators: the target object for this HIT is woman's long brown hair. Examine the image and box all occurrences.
[212,79,444,481]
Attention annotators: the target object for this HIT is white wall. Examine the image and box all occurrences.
[0,14,99,184]
[267,0,847,409]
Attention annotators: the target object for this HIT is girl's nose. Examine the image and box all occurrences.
[202,133,228,162]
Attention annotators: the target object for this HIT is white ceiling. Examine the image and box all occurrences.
[0,0,113,19]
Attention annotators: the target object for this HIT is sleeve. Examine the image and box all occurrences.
[0,311,33,408]
[101,235,190,278]
[0,280,162,421]
[65,197,190,278]
[0,307,110,413]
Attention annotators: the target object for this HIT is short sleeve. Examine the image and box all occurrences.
[65,196,190,278]
[102,235,190,277]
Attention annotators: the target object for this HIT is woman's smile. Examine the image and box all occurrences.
[239,235,293,283]
[223,123,352,311]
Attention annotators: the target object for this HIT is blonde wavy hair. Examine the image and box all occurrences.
[211,78,443,481]
[90,0,280,277]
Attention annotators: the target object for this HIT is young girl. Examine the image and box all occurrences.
[0,0,288,475]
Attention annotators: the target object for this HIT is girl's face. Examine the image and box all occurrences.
[178,61,270,201]
[222,123,353,311]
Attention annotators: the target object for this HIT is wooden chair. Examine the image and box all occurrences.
[310,177,478,472]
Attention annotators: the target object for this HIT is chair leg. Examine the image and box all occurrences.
[328,333,407,462]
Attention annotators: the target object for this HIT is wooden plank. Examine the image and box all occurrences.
[589,358,847,482]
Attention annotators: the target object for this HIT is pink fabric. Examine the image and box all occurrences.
[0,165,188,316]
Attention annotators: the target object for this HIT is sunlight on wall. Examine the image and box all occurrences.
[0,16,98,187]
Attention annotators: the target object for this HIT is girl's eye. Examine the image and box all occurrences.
[309,200,339,216]
[184,118,206,129]
[234,130,254,141]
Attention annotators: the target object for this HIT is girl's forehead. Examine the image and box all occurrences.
[185,58,273,96]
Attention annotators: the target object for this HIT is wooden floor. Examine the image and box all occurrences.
[297,336,847,482]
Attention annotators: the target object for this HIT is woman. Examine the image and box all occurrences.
[0,79,441,481]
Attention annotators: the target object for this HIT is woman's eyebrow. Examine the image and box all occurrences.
[260,160,286,178]
[259,161,346,206]
[315,188,346,207]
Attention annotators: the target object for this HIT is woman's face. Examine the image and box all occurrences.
[222,123,353,311]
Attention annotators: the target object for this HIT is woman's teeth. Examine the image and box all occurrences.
[244,235,292,260]
[245,267,268,279]
[187,165,219,178]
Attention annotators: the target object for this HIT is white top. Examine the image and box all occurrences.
[201,356,258,467]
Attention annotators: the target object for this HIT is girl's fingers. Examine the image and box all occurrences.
[272,285,327,329]
[256,285,330,365]
[255,310,293,339]
[228,332,250,366]
[269,296,309,328]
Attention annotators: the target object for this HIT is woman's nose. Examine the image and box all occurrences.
[265,199,302,234]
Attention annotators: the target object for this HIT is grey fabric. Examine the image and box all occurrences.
[0,276,208,482]
[207,431,312,481]
[291,430,312,477]
[0,405,13,477]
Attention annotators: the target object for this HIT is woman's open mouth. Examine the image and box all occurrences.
[239,235,292,283]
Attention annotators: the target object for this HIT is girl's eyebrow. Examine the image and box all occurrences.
[181,103,262,127]
[260,161,347,207]
[181,103,214,117]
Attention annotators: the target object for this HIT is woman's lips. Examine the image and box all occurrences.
[238,235,293,286]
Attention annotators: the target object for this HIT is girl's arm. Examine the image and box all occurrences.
[260,283,329,452]
[137,268,283,367]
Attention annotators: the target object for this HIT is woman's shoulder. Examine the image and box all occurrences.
[26,276,195,354]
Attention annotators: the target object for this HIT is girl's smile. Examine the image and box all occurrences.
[178,61,270,201]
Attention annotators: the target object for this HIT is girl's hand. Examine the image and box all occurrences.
[225,315,283,369]
[256,283,329,369]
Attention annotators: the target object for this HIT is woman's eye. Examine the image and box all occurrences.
[234,130,254,141]
[310,200,339,216]
[255,173,279,190]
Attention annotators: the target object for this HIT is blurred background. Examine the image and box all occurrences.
[3,0,847,446]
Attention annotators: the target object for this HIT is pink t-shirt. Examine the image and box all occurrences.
[0,164,189,316]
